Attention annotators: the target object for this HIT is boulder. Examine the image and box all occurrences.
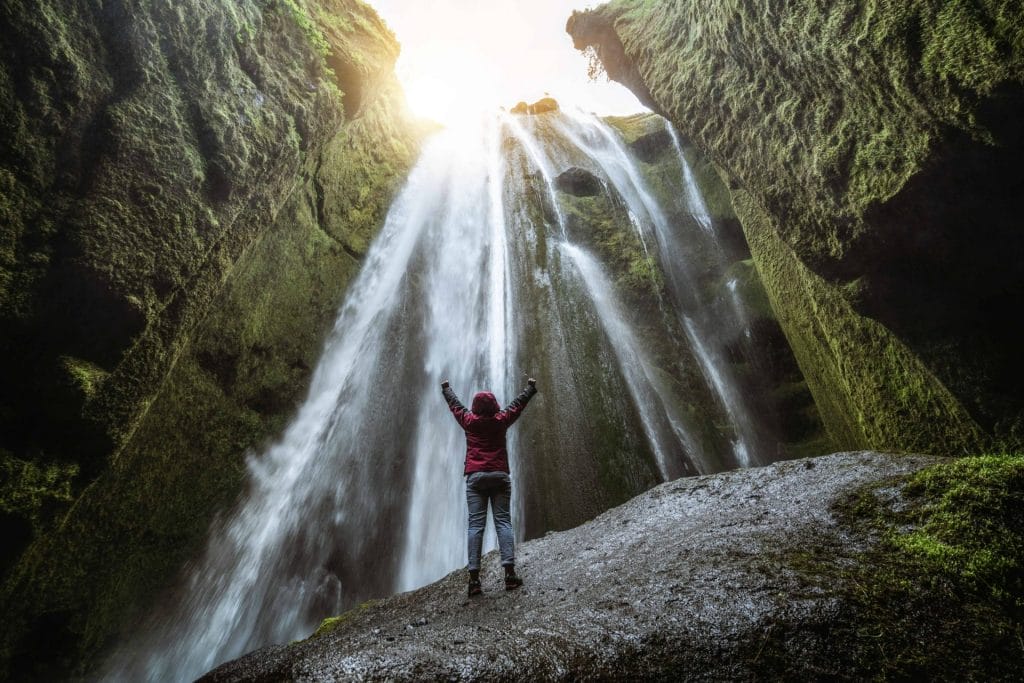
[202,452,1023,681]
[528,97,560,114]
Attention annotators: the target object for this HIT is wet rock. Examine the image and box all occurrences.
[0,1,421,677]
[629,128,672,163]
[555,167,603,196]
[200,452,946,681]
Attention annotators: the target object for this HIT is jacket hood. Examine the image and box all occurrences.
[471,391,500,416]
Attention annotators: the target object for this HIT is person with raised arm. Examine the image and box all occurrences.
[441,378,538,596]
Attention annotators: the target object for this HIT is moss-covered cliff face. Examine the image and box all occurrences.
[568,0,1024,455]
[0,0,418,678]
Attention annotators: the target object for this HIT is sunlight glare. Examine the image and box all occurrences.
[367,0,645,125]
[400,46,501,124]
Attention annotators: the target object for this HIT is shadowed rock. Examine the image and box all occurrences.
[555,167,603,196]
[567,1,1024,456]
[629,128,672,163]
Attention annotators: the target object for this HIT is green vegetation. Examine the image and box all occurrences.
[601,113,830,461]
[736,189,985,453]
[828,454,1024,679]
[0,456,77,534]
[499,160,667,534]
[270,0,331,56]
[311,600,379,638]
[889,455,1024,598]
[559,193,663,300]
[602,113,657,145]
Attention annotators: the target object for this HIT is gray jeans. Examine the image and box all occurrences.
[466,471,514,571]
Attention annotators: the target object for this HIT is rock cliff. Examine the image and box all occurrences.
[0,0,419,678]
[201,451,1024,681]
[568,0,1024,455]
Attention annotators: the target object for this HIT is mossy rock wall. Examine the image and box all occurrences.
[0,0,418,678]
[568,0,1024,454]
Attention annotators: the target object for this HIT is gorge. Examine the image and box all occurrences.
[1,0,1022,681]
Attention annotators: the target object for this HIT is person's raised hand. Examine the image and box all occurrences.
[441,380,450,389]
[527,378,536,388]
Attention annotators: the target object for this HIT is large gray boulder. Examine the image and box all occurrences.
[201,452,956,681]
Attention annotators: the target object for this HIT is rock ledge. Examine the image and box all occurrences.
[202,451,942,681]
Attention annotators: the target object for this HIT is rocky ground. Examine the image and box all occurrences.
[201,451,946,681]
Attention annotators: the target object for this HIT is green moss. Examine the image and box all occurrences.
[603,112,662,145]
[0,454,77,531]
[269,0,331,56]
[821,454,1024,679]
[735,189,984,454]
[59,357,108,400]
[0,1,419,678]
[559,192,663,301]
[311,599,379,638]
[502,166,666,533]
[721,260,772,320]
[894,455,1024,598]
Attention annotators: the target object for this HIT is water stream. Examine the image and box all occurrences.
[104,109,775,681]
[548,109,767,466]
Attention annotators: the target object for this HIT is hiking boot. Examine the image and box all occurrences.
[468,580,482,597]
[504,574,523,591]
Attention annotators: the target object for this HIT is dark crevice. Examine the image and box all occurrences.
[341,243,363,262]
[849,87,1024,440]
[327,54,364,121]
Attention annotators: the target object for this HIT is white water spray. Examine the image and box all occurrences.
[562,243,703,477]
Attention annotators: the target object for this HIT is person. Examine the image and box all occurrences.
[441,378,538,596]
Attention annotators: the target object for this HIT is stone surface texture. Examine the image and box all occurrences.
[202,451,941,682]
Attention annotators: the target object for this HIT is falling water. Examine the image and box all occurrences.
[502,112,568,235]
[103,117,520,682]
[104,107,777,681]
[561,243,703,478]
[664,120,713,232]
[546,108,767,466]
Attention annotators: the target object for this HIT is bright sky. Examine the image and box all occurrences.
[365,0,647,123]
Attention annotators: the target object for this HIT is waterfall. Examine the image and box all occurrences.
[395,116,512,592]
[103,108,776,682]
[548,108,768,467]
[103,116,517,682]
[561,243,703,478]
[664,120,713,233]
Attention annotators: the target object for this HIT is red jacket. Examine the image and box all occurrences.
[442,384,537,474]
